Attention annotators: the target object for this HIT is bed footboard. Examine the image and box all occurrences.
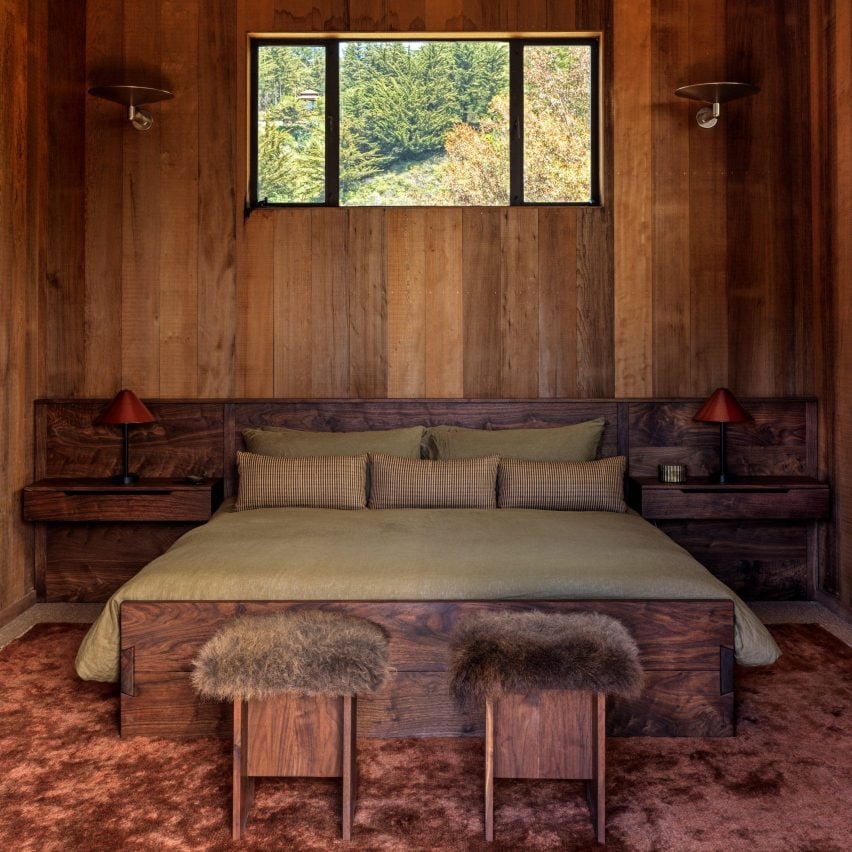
[120,599,735,738]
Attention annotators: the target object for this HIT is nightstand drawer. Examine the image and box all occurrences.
[639,487,829,520]
[24,488,216,522]
[24,480,221,523]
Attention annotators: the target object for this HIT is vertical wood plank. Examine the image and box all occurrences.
[0,0,35,607]
[501,208,539,398]
[83,0,123,396]
[507,0,546,32]
[349,209,388,397]
[833,0,852,605]
[273,210,312,396]
[650,0,690,397]
[546,0,576,30]
[423,1,463,31]
[538,208,577,397]
[43,0,86,397]
[425,210,463,397]
[613,0,653,397]
[197,0,237,396]
[347,0,386,31]
[726,0,779,396]
[386,209,427,398]
[462,209,502,397]
[461,0,506,30]
[311,208,350,397]
[575,0,615,398]
[271,0,346,32]
[121,0,162,395]
[687,0,727,395]
[236,211,274,396]
[159,0,199,397]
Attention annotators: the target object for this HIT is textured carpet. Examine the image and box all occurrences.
[0,624,850,851]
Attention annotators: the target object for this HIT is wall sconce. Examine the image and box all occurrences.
[674,82,759,128]
[88,84,174,130]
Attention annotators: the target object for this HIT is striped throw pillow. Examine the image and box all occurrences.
[498,456,627,512]
[235,451,368,511]
[369,454,499,509]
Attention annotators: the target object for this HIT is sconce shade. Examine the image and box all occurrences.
[95,389,156,426]
[88,85,173,107]
[694,388,751,424]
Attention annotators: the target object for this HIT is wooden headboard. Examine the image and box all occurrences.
[35,397,817,499]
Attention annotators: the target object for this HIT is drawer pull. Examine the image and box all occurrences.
[62,490,176,497]
[680,488,790,495]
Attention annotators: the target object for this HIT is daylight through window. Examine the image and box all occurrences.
[251,37,598,208]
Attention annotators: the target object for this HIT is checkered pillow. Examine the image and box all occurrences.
[235,451,367,511]
[498,456,627,511]
[369,454,499,509]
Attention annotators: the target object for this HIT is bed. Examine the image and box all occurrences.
[76,501,779,738]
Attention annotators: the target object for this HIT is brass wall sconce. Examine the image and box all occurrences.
[88,84,174,130]
[675,82,759,128]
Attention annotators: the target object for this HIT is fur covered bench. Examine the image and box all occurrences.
[450,611,643,844]
[192,611,390,841]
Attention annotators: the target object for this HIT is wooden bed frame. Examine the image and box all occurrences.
[33,397,815,738]
[120,599,735,739]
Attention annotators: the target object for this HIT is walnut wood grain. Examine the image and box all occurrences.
[657,521,810,601]
[120,599,734,739]
[632,478,829,521]
[627,400,814,477]
[246,694,343,777]
[232,700,254,841]
[36,401,225,480]
[24,488,217,523]
[43,522,196,602]
[121,599,732,674]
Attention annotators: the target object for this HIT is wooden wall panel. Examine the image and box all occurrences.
[158,0,199,396]
[613,0,652,397]
[83,0,123,396]
[1,0,36,616]
[42,0,86,397]
[121,0,162,396]
[829,0,852,606]
[197,0,237,396]
[687,0,727,394]
[47,0,820,406]
[650,0,690,397]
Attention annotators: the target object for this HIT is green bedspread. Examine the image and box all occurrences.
[75,503,780,681]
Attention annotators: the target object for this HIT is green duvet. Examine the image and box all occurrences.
[75,503,780,681]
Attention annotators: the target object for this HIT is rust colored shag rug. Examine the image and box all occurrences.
[0,623,850,851]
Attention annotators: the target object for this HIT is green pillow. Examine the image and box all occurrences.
[243,425,426,458]
[425,418,605,461]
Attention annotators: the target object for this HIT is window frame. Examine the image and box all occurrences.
[248,35,600,210]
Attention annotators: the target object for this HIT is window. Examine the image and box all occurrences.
[250,37,599,208]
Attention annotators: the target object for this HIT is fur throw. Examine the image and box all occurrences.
[191,611,390,701]
[449,611,644,708]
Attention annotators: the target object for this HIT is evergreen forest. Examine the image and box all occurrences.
[256,40,592,206]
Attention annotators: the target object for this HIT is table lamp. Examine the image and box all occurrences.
[693,388,751,484]
[95,389,156,484]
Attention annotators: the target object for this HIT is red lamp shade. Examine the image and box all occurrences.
[693,388,751,424]
[95,389,156,426]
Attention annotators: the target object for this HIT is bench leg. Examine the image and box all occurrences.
[484,698,495,842]
[585,692,606,844]
[233,700,255,841]
[342,696,357,841]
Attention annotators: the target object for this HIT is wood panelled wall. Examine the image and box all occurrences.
[40,0,822,403]
[23,0,848,606]
[816,0,852,608]
[0,0,45,619]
